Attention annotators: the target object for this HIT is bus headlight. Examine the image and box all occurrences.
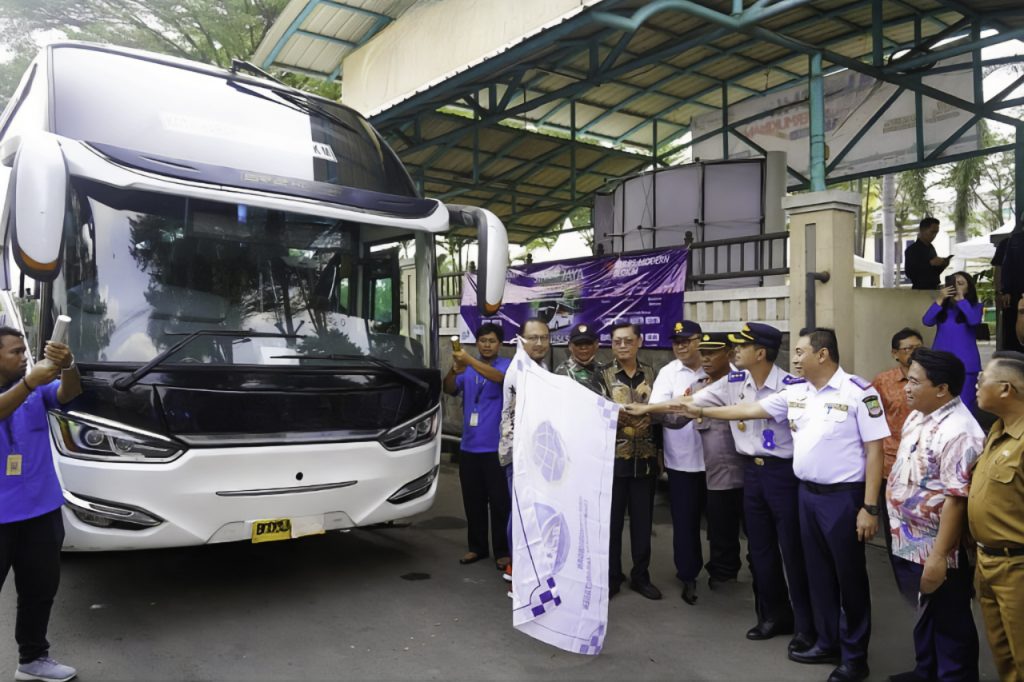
[49,412,184,463]
[380,408,439,451]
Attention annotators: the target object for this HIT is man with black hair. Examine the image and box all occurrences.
[444,322,511,568]
[498,318,551,587]
[887,348,982,681]
[601,322,661,600]
[969,351,1024,681]
[905,217,951,290]
[681,323,814,651]
[0,326,82,682]
[662,328,888,682]
[873,329,924,481]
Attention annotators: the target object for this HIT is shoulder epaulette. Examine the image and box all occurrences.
[849,376,872,391]
[781,374,806,385]
[728,370,746,383]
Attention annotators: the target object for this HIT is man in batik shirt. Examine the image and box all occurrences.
[886,348,983,682]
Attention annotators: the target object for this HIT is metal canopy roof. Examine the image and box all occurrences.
[251,1,418,81]
[257,0,1024,243]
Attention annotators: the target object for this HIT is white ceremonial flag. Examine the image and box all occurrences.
[508,343,619,655]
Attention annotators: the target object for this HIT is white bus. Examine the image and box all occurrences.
[0,42,507,550]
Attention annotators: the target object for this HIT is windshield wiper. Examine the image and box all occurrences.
[269,353,429,393]
[112,330,302,391]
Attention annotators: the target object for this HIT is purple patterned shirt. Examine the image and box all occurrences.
[886,398,984,567]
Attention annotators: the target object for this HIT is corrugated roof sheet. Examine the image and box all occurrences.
[256,0,1024,242]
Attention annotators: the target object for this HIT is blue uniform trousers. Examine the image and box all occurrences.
[744,457,814,636]
[891,555,979,681]
[798,482,871,664]
[666,469,705,582]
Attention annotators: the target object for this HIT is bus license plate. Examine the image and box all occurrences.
[251,518,292,543]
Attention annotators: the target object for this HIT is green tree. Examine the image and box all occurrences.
[0,0,341,108]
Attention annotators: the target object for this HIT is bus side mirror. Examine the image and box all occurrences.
[446,204,508,315]
[4,133,68,282]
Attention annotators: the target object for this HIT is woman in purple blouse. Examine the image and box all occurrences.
[922,271,983,412]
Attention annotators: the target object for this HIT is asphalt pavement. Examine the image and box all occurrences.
[0,459,997,680]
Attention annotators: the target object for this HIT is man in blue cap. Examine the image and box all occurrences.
[666,328,888,682]
[692,323,814,652]
[649,320,705,604]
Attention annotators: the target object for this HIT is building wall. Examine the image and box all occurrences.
[851,288,937,380]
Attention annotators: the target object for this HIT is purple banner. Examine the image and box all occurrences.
[458,248,688,349]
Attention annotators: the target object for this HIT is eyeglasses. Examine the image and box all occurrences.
[522,335,549,345]
[612,338,636,347]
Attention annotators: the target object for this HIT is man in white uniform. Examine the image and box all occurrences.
[670,328,888,682]
[689,323,814,653]
[649,320,705,604]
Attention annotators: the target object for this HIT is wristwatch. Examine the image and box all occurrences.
[862,504,880,516]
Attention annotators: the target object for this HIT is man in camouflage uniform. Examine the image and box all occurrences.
[601,321,661,600]
[553,322,607,397]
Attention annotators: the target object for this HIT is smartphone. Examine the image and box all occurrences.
[450,335,461,352]
[944,274,956,288]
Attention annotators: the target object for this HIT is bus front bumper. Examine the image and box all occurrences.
[56,438,440,551]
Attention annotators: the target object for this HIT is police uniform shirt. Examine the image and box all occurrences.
[651,359,705,472]
[692,365,798,459]
[760,368,891,484]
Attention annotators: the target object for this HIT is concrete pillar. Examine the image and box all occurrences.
[782,190,861,369]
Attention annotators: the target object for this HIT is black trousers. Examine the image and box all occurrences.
[458,450,510,559]
[610,475,657,586]
[0,508,64,664]
[705,487,745,581]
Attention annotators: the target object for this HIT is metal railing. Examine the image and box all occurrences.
[686,231,789,284]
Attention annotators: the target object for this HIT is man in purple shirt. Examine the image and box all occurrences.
[0,326,82,682]
[443,323,512,569]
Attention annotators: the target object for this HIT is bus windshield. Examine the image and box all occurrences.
[52,179,425,369]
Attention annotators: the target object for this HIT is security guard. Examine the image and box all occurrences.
[689,323,814,653]
[667,328,888,682]
[968,351,1024,681]
[691,332,747,590]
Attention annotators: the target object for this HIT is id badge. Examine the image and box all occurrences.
[469,412,480,427]
[6,454,22,476]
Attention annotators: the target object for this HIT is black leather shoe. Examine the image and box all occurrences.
[629,581,663,600]
[827,662,870,682]
[745,619,795,640]
[787,633,815,654]
[681,581,697,605]
[787,646,840,665]
[707,575,738,591]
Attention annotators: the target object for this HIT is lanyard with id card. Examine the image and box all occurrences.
[4,420,21,477]
[469,370,486,428]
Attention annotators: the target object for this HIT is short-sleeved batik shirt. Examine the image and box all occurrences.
[886,398,984,567]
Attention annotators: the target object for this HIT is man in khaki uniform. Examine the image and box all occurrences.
[968,351,1024,681]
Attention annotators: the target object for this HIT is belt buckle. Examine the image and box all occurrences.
[1003,546,1013,557]
[754,457,765,467]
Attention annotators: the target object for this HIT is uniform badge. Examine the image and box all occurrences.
[737,421,746,432]
[762,429,777,450]
[782,374,806,385]
[728,371,745,383]
[863,395,883,418]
